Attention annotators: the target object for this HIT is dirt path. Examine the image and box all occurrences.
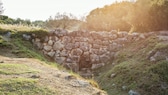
[0,55,107,95]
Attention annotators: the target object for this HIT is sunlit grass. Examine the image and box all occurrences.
[0,78,57,95]
[0,24,43,32]
[0,63,40,75]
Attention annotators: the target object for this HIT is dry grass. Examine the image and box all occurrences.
[0,24,43,32]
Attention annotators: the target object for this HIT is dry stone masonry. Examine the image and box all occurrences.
[30,29,153,72]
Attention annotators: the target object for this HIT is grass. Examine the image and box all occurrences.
[0,78,57,95]
[0,63,39,75]
[94,36,168,95]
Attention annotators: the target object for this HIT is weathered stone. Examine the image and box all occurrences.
[118,31,128,38]
[48,40,53,46]
[60,50,69,57]
[35,38,40,42]
[128,90,140,95]
[62,36,71,43]
[110,73,116,78]
[22,34,31,40]
[90,54,99,63]
[63,63,79,72]
[55,56,66,64]
[55,50,61,57]
[43,45,52,51]
[79,42,90,52]
[89,49,99,55]
[44,36,49,42]
[65,43,73,50]
[74,42,80,48]
[91,63,105,70]
[82,52,90,61]
[71,48,83,56]
[53,41,64,50]
[70,56,80,63]
[54,36,59,41]
[99,48,108,55]
[115,38,127,44]
[157,36,168,41]
[139,34,145,39]
[47,51,55,57]
[94,40,102,45]
[54,28,68,37]
[99,54,110,63]
[92,44,100,49]
[35,42,43,50]
[159,31,168,36]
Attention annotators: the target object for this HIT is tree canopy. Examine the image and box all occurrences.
[83,0,168,32]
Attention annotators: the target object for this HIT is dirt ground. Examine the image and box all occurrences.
[0,55,107,95]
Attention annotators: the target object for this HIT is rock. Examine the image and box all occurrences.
[63,62,79,72]
[47,51,55,57]
[55,56,66,64]
[91,63,105,70]
[60,50,69,57]
[79,42,90,52]
[99,54,110,63]
[65,43,73,50]
[48,40,53,46]
[128,90,140,95]
[82,52,90,61]
[159,31,168,36]
[43,45,52,51]
[157,36,168,41]
[54,28,68,37]
[90,54,99,63]
[71,80,90,87]
[35,42,43,50]
[71,48,83,56]
[0,61,4,63]
[74,42,80,48]
[64,75,76,80]
[122,86,127,90]
[53,41,64,50]
[92,44,100,49]
[62,36,71,43]
[118,31,128,38]
[35,38,40,42]
[70,56,80,63]
[44,36,49,42]
[139,34,145,39]
[22,34,31,40]
[4,32,11,38]
[110,73,116,78]
[31,74,40,78]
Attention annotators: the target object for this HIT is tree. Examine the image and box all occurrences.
[45,12,80,30]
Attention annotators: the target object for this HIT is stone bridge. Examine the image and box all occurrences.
[30,29,150,72]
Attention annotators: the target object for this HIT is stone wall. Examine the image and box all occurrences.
[30,29,150,72]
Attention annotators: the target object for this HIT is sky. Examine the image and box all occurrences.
[2,0,123,21]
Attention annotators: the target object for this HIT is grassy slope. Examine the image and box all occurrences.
[94,36,168,95]
[0,25,58,95]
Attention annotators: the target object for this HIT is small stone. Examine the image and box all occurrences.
[0,61,4,63]
[31,75,40,78]
[110,73,116,78]
[128,90,140,95]
[64,75,76,80]
[43,45,52,51]
[122,86,127,90]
